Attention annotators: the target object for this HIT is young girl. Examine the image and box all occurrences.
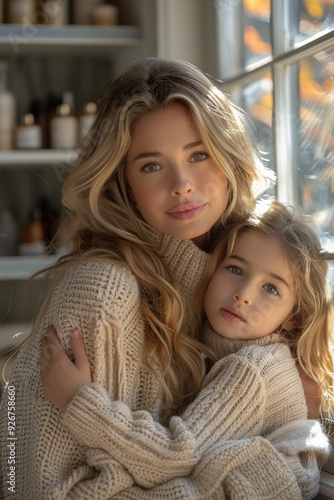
[41,200,333,499]
[0,58,328,499]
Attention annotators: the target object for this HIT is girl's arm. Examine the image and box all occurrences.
[113,419,326,500]
[41,329,264,485]
[42,331,329,496]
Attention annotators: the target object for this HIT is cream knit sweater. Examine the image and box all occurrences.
[0,235,329,499]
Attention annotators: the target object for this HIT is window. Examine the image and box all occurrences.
[214,0,334,492]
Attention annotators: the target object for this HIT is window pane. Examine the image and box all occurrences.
[217,0,271,79]
[296,0,334,45]
[298,47,334,247]
[244,0,271,67]
[226,72,275,196]
[241,72,274,170]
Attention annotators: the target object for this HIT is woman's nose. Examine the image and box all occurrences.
[170,168,194,197]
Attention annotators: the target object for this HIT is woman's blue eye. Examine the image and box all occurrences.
[226,265,243,276]
[190,152,208,162]
[264,284,279,295]
[141,163,161,173]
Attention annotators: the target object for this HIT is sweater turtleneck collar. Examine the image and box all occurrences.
[202,322,283,359]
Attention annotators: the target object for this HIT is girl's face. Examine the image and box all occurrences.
[204,231,296,339]
[125,105,229,246]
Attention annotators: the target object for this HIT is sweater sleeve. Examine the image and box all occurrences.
[64,367,328,500]
[114,422,327,500]
[63,347,326,494]
[0,260,145,500]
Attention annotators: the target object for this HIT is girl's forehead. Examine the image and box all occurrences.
[233,231,293,276]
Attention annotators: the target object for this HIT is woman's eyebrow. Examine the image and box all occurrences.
[183,140,203,150]
[133,141,203,162]
[133,151,162,161]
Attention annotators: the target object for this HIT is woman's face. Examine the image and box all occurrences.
[125,105,229,246]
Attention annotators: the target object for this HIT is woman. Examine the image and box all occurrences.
[0,58,327,499]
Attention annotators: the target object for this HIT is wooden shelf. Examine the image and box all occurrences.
[0,24,141,57]
[0,255,60,280]
[0,149,77,167]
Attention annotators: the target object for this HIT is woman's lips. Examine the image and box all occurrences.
[166,203,206,220]
[219,308,246,322]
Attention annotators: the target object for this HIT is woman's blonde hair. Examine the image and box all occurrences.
[43,58,265,412]
[201,199,334,418]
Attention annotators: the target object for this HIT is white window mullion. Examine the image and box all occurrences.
[271,0,299,205]
[272,62,299,204]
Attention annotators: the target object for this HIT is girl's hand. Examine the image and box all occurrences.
[40,325,92,410]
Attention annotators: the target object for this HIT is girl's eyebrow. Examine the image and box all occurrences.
[228,254,290,289]
[133,141,203,162]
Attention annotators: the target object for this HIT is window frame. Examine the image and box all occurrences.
[213,0,334,493]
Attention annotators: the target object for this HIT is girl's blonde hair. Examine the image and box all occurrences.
[202,199,334,418]
[42,58,265,412]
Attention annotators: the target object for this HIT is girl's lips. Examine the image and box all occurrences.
[219,308,245,323]
[166,204,206,220]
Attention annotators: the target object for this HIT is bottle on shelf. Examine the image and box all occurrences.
[41,0,69,25]
[20,206,46,256]
[92,4,119,25]
[79,102,97,139]
[50,103,78,149]
[0,210,18,257]
[72,0,102,25]
[29,98,49,149]
[7,0,36,24]
[62,90,75,113]
[15,113,42,149]
[0,60,16,150]
[43,92,62,148]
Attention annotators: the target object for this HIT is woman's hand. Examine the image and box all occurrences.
[296,362,321,419]
[40,325,92,410]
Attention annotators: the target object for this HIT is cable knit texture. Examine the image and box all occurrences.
[0,233,329,499]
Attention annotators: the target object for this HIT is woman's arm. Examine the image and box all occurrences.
[1,261,152,499]
[42,332,329,496]
[113,419,326,500]
[41,328,264,486]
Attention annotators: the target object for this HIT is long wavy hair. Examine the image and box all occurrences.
[41,58,266,411]
[199,200,334,418]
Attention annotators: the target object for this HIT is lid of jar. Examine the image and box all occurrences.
[56,103,71,116]
[22,113,35,126]
[83,102,97,114]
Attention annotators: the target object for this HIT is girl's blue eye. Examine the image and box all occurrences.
[264,284,279,295]
[141,163,161,173]
[226,265,243,276]
[190,152,208,162]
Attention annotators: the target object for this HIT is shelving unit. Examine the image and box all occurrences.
[0,1,149,329]
[0,254,59,280]
[0,0,205,331]
[0,24,141,56]
[0,149,77,167]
